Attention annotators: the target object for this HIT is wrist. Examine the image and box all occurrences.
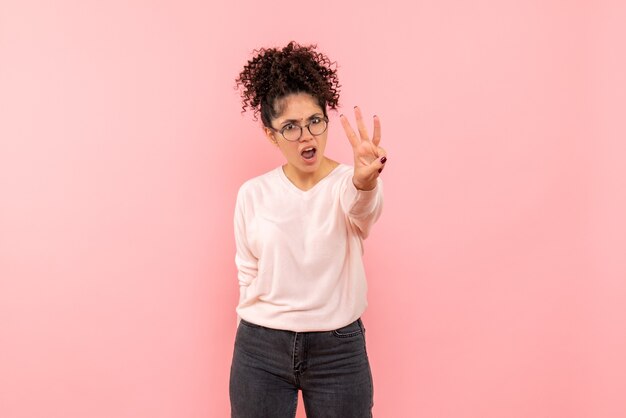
[353,177,376,191]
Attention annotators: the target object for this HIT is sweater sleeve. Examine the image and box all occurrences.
[233,185,258,310]
[339,173,384,239]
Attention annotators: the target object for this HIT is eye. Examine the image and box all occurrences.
[282,123,296,131]
[310,117,322,125]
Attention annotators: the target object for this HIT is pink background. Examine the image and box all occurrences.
[1,1,625,417]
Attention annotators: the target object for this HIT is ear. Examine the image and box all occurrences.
[264,127,279,147]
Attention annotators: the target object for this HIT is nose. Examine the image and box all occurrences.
[299,125,314,142]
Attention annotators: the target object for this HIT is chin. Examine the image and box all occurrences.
[304,159,323,171]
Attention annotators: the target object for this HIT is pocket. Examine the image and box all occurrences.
[332,319,365,338]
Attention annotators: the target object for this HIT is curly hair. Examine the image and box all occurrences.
[235,41,341,128]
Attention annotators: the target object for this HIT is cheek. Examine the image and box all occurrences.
[278,144,299,159]
[317,136,329,151]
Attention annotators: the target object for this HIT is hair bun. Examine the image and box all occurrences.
[236,42,341,127]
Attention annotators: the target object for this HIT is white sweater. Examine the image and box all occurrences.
[234,164,383,332]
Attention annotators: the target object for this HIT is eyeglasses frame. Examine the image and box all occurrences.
[268,116,329,142]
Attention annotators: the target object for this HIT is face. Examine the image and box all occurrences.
[264,92,328,177]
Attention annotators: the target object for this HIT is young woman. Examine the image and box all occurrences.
[230,41,387,418]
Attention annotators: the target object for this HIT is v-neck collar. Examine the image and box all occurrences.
[277,163,344,196]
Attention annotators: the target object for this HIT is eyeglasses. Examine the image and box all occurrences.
[269,116,328,142]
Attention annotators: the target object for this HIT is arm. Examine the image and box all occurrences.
[339,106,387,238]
[233,186,258,325]
[340,175,384,239]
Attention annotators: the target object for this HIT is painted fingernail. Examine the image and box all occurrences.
[380,156,387,164]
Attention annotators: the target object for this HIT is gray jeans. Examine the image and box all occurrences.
[229,318,374,418]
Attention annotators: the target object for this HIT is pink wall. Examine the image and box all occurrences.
[1,1,625,417]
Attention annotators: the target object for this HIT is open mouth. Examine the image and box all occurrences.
[301,147,317,160]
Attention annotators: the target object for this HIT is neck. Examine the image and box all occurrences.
[283,157,338,191]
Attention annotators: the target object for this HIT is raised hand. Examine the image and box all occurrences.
[340,106,387,191]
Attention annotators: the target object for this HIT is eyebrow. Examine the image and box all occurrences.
[279,113,323,126]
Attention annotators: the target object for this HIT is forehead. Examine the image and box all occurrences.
[274,93,323,121]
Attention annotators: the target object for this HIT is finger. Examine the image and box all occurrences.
[359,141,380,160]
[340,114,360,149]
[364,154,387,175]
[376,155,388,173]
[354,106,370,142]
[372,115,381,146]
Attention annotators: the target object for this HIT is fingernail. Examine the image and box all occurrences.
[378,168,383,173]
[340,114,344,117]
[380,156,387,164]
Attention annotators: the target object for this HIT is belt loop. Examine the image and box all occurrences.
[357,318,365,333]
